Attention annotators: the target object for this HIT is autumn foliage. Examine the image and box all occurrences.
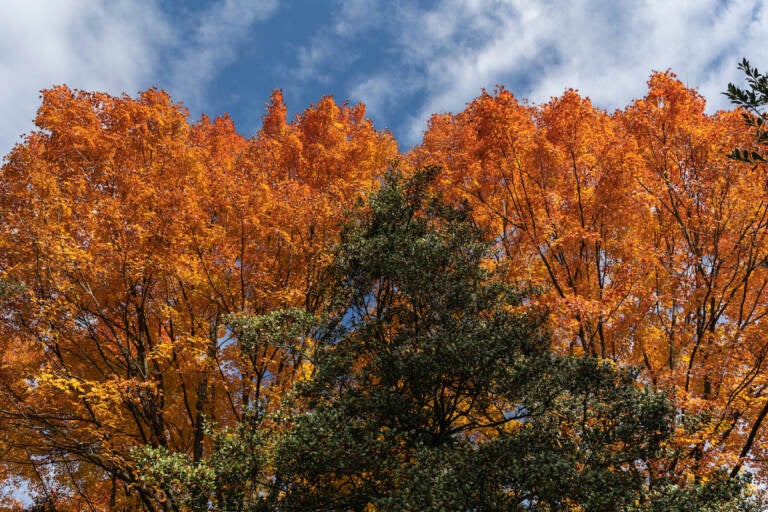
[411,74,768,483]
[0,86,395,508]
[0,72,766,508]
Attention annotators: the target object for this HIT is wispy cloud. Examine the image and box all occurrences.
[298,0,768,146]
[290,0,384,86]
[0,0,171,156]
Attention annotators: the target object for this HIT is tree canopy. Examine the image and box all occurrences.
[0,65,767,509]
[136,167,756,511]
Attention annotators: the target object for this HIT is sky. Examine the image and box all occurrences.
[1,0,767,157]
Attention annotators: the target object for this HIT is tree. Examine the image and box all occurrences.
[412,88,651,362]
[621,73,768,480]
[411,74,768,485]
[263,167,748,511]
[724,58,768,163]
[0,86,396,509]
[1,75,764,509]
[722,58,768,480]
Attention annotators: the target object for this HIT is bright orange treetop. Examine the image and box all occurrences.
[0,86,395,508]
[410,73,768,482]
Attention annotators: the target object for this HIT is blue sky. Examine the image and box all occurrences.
[1,0,767,157]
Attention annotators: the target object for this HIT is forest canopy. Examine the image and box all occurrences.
[0,68,767,510]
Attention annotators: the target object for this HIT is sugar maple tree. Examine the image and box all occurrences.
[412,88,652,361]
[0,86,394,509]
[620,74,768,479]
[410,72,768,485]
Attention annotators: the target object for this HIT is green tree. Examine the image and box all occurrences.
[725,58,768,163]
[272,167,748,511]
[132,308,316,511]
[137,167,756,511]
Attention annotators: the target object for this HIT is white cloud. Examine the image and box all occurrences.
[0,0,172,156]
[322,0,768,146]
[0,0,280,158]
[294,32,348,84]
[332,0,384,38]
[291,0,384,85]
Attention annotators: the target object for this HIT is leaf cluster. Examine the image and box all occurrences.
[725,59,768,162]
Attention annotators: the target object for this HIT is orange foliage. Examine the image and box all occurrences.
[0,86,395,508]
[2,72,768,505]
[411,73,768,483]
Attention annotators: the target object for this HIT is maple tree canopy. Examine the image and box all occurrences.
[0,68,767,510]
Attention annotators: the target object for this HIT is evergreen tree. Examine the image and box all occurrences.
[137,167,755,511]
[272,167,749,511]
[725,58,768,163]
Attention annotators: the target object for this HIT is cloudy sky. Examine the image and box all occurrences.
[1,0,766,156]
